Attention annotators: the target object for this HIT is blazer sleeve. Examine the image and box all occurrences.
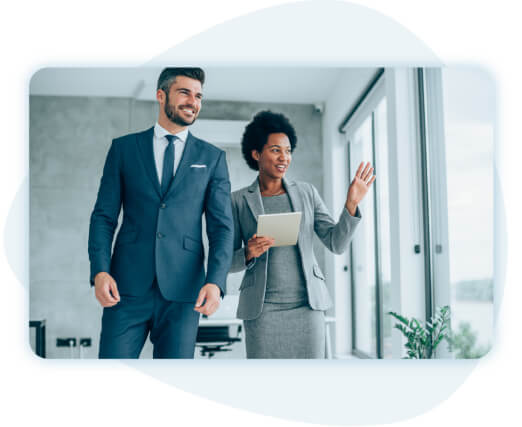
[88,139,123,285]
[229,192,256,273]
[204,151,234,295]
[310,183,362,255]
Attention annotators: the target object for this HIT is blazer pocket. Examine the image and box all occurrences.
[115,230,138,246]
[183,235,203,255]
[312,264,325,280]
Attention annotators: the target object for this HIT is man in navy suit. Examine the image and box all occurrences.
[88,68,234,358]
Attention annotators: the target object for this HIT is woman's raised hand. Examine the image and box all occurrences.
[346,161,376,215]
[245,234,275,262]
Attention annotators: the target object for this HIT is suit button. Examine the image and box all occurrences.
[157,232,164,239]
[160,203,166,209]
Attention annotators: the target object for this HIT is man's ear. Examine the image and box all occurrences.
[156,89,165,104]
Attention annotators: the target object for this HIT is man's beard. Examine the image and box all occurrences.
[164,92,197,126]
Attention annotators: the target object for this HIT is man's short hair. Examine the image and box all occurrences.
[157,67,205,93]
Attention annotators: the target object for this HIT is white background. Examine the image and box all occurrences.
[1,1,520,426]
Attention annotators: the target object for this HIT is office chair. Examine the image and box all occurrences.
[195,321,242,358]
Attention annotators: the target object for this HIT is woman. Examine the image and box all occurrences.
[230,110,375,358]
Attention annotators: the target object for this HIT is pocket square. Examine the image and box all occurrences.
[190,164,207,168]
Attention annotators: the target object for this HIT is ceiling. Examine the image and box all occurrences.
[29,67,376,104]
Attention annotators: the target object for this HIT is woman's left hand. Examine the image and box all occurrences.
[346,161,376,215]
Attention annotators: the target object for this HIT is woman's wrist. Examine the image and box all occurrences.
[345,200,357,216]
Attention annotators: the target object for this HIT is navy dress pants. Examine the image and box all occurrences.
[98,279,200,358]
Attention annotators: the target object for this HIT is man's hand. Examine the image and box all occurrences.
[94,272,120,307]
[194,283,221,316]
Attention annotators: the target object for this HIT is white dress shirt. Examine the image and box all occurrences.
[153,122,189,184]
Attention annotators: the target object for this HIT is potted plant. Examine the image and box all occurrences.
[388,305,451,359]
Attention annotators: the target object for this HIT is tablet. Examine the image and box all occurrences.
[256,212,302,247]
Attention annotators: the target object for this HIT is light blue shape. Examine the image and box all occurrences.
[11,0,504,425]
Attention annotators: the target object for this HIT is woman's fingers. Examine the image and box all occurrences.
[360,162,371,179]
[355,161,364,178]
[248,235,275,257]
[257,238,274,251]
[363,166,374,182]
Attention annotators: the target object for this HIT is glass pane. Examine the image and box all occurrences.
[374,98,393,358]
[350,116,377,357]
[442,67,494,358]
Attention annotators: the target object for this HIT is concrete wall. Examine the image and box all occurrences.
[29,96,323,359]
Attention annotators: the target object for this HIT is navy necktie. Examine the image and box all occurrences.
[161,135,176,197]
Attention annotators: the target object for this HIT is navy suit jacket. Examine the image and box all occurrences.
[88,127,234,302]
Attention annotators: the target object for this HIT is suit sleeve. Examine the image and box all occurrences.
[311,183,362,254]
[87,140,123,285]
[204,151,234,296]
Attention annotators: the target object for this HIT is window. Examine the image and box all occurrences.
[343,73,392,358]
[421,67,494,358]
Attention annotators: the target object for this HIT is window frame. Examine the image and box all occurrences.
[342,75,387,358]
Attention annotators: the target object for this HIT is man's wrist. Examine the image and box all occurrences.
[204,283,220,293]
[204,283,223,298]
[94,271,108,282]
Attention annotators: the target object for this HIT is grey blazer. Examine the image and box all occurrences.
[230,178,361,320]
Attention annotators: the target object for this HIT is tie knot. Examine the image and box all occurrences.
[165,134,178,144]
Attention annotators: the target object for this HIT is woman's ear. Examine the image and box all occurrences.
[252,150,260,161]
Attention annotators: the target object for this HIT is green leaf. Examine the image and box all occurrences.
[388,311,409,326]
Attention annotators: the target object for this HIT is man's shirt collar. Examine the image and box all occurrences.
[154,122,189,143]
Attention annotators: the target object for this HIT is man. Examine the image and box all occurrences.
[88,67,233,358]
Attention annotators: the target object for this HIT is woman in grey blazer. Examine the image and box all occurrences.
[230,111,375,358]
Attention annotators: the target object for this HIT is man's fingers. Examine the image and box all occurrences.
[95,291,117,308]
[103,300,118,308]
[195,288,206,308]
[103,284,118,303]
[194,289,220,315]
[110,280,120,301]
[97,284,116,304]
[199,300,219,316]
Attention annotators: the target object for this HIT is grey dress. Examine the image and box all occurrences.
[243,193,325,358]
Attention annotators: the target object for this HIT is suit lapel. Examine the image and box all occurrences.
[136,127,161,197]
[283,178,306,251]
[164,131,199,199]
[244,178,264,221]
[283,178,302,214]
